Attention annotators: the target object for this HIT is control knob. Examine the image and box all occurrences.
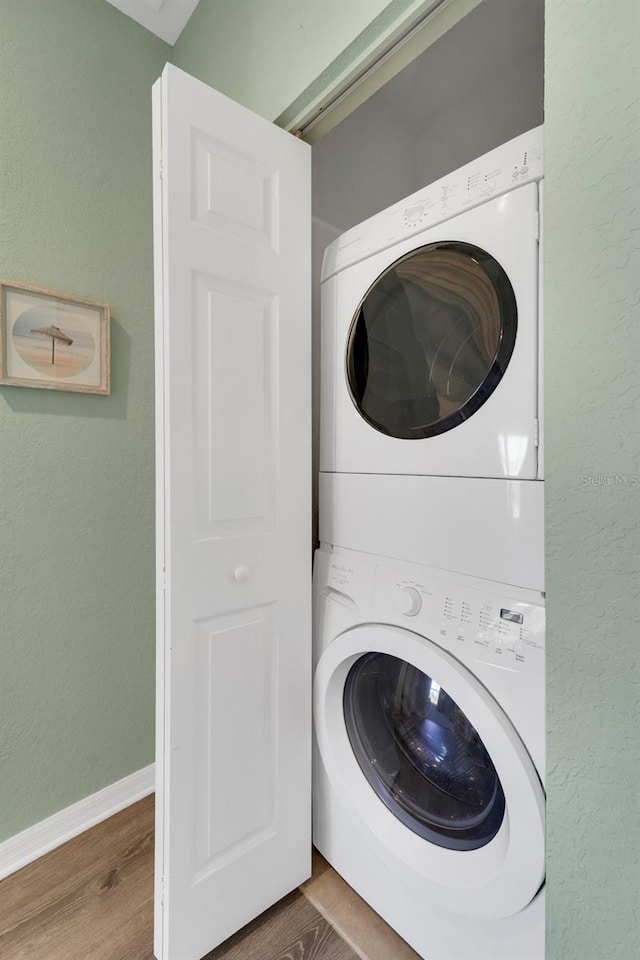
[396,586,422,617]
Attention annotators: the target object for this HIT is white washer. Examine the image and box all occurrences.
[320,127,543,482]
[313,545,545,960]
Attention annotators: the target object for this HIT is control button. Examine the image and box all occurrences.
[475,631,484,641]
[397,586,422,617]
[233,565,250,582]
[405,204,424,223]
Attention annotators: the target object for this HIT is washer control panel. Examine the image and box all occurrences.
[373,563,545,678]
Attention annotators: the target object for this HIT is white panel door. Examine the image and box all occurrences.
[153,64,311,960]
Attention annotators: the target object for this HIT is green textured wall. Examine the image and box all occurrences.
[545,1,640,957]
[0,0,169,841]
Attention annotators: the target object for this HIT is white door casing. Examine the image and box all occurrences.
[153,64,311,960]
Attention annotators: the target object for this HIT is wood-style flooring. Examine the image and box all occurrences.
[0,796,358,960]
[208,891,357,960]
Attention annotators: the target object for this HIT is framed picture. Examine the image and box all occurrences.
[0,280,110,394]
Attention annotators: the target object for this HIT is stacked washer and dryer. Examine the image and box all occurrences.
[313,127,545,960]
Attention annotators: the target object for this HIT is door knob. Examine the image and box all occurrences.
[233,565,250,582]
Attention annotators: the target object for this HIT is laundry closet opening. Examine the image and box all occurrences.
[310,0,544,547]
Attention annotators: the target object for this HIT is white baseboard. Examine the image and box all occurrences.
[0,763,155,881]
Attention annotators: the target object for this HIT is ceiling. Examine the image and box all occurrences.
[104,0,200,44]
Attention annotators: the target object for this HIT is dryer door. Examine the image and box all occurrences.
[314,623,545,920]
[346,242,517,440]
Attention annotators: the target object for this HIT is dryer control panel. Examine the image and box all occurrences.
[322,126,543,281]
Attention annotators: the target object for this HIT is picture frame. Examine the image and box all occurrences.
[0,280,110,395]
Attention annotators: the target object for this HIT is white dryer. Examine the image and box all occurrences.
[313,545,545,960]
[320,127,543,482]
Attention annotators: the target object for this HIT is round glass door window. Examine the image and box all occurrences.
[346,243,517,439]
[344,653,505,850]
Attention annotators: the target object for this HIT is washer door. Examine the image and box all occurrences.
[346,242,517,440]
[314,624,545,920]
[343,652,506,852]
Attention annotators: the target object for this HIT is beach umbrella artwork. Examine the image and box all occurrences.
[30,324,74,364]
